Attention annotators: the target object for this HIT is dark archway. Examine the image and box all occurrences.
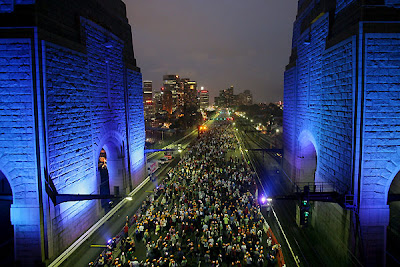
[0,171,14,265]
[97,139,127,212]
[387,171,400,265]
[297,138,317,186]
[98,148,111,210]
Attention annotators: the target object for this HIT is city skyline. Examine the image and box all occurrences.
[126,0,298,103]
[144,76,255,105]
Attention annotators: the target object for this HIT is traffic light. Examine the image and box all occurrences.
[300,200,310,226]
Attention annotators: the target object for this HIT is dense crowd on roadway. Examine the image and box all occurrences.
[90,125,281,267]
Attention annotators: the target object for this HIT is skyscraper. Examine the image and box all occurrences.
[182,78,198,110]
[162,75,180,114]
[143,81,154,121]
[200,88,209,110]
[153,91,163,114]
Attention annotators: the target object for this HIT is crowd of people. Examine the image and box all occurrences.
[91,125,281,267]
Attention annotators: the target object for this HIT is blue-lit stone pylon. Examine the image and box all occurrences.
[1,1,145,265]
[284,1,400,265]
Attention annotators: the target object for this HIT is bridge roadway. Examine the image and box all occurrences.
[146,113,217,164]
[235,119,363,267]
[54,122,207,267]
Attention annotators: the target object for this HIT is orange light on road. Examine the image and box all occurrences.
[199,125,207,131]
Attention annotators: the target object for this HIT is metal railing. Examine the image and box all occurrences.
[293,181,348,194]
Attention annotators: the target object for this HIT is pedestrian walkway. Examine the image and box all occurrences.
[89,124,282,267]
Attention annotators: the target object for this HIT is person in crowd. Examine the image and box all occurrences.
[91,125,279,266]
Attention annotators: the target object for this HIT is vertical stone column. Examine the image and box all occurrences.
[359,205,389,267]
[10,205,42,266]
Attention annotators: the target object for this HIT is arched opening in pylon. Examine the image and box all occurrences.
[0,171,14,265]
[387,171,400,265]
[98,148,111,210]
[297,138,317,186]
[97,140,126,210]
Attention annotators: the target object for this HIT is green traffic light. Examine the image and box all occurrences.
[302,200,307,205]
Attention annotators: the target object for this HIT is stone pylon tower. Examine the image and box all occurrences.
[0,0,145,265]
[284,0,400,265]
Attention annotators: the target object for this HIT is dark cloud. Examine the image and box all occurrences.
[125,0,298,103]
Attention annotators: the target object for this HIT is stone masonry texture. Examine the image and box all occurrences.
[284,0,400,204]
[0,0,145,265]
[284,1,400,265]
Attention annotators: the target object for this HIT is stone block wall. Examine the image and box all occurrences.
[127,69,145,187]
[45,41,97,256]
[284,4,357,191]
[45,43,92,194]
[320,37,354,189]
[284,13,330,183]
[0,39,37,205]
[284,1,400,265]
[0,38,41,262]
[312,202,353,264]
[1,0,145,264]
[363,33,400,207]
[291,1,314,51]
[43,19,145,258]
[284,4,355,191]
[83,18,128,150]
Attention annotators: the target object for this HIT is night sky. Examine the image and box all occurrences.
[125,0,298,103]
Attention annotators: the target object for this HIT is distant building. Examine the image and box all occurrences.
[243,90,253,105]
[225,86,234,106]
[214,96,220,107]
[162,75,180,114]
[182,78,198,110]
[215,86,253,107]
[275,101,283,109]
[153,91,163,114]
[237,90,253,106]
[162,74,200,116]
[143,81,154,120]
[215,86,234,107]
[199,89,209,110]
